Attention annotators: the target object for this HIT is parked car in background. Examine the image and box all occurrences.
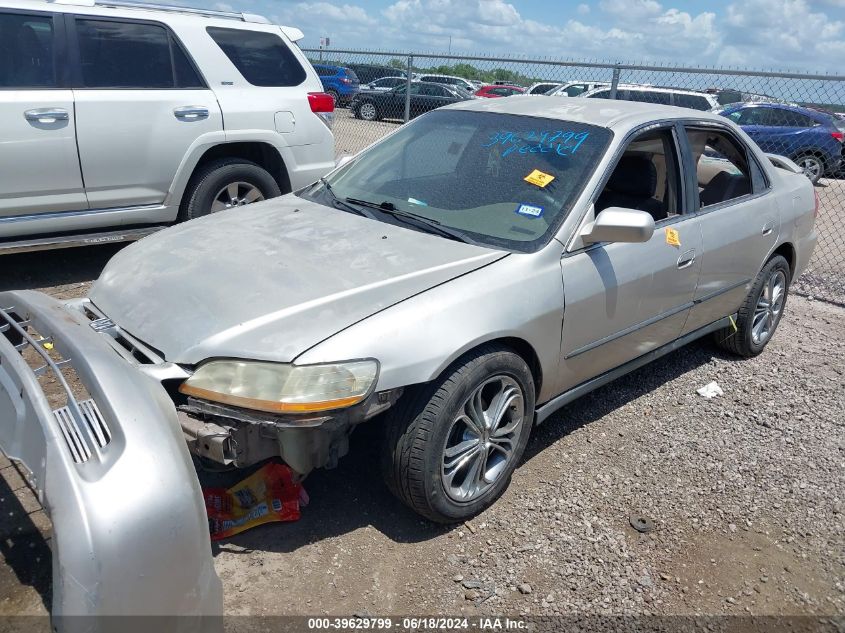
[417,74,477,93]
[546,81,610,97]
[0,0,334,256]
[364,76,408,91]
[475,84,525,98]
[351,81,471,121]
[719,103,845,183]
[345,63,405,85]
[579,85,719,111]
[468,79,484,90]
[313,63,360,106]
[524,81,563,95]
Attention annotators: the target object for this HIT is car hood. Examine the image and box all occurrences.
[90,195,506,365]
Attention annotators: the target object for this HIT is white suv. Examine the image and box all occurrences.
[0,0,335,253]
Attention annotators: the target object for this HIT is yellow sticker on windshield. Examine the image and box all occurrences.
[524,169,555,188]
[665,227,681,247]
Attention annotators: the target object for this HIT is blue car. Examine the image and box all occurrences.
[720,103,845,183]
[313,64,360,106]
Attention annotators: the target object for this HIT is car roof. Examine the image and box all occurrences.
[586,84,714,97]
[448,95,728,129]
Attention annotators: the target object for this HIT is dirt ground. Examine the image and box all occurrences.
[0,244,843,622]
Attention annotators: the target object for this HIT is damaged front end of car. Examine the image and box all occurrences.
[0,291,222,631]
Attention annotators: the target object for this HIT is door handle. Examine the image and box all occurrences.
[762,221,775,236]
[174,106,209,121]
[677,249,696,270]
[24,108,69,123]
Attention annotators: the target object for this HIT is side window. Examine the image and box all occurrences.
[76,19,202,89]
[629,90,671,105]
[588,90,612,99]
[207,27,306,87]
[564,84,588,96]
[674,94,709,111]
[685,127,754,208]
[0,12,56,88]
[595,127,682,223]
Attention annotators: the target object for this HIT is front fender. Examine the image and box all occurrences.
[0,291,222,630]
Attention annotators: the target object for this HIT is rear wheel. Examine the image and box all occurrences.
[180,158,281,221]
[326,89,340,106]
[381,345,535,523]
[714,255,790,357]
[793,153,825,184]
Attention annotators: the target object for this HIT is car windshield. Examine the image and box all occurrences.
[302,110,612,252]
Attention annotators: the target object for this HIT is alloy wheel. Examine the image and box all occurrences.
[441,376,526,503]
[752,269,787,345]
[359,102,377,121]
[798,156,823,181]
[211,182,265,213]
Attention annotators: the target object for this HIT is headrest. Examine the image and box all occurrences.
[607,155,657,197]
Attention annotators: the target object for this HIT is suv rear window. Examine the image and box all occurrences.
[207,27,305,87]
[674,93,711,110]
[76,19,203,89]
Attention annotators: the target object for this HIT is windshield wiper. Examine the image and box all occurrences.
[319,178,374,218]
[344,197,476,245]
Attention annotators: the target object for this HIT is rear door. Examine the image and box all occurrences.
[680,123,779,333]
[0,9,87,219]
[68,15,223,209]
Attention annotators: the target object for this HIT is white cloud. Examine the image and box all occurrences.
[576,3,590,15]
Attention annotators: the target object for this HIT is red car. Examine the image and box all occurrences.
[475,85,525,98]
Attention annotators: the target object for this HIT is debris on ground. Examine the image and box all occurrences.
[696,381,724,399]
[203,462,305,540]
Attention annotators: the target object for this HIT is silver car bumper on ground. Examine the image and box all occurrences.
[0,291,222,629]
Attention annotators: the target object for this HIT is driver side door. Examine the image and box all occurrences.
[556,123,704,393]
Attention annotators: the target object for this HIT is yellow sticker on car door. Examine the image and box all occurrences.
[665,227,681,247]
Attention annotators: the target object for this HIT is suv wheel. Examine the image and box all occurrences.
[381,345,535,523]
[714,255,790,357]
[357,101,380,121]
[181,158,282,221]
[793,153,825,184]
[326,89,340,106]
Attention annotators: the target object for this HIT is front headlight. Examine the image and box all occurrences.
[178,359,379,414]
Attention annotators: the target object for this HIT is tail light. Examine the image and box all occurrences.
[308,92,334,129]
[340,77,351,85]
[831,132,844,142]
[814,190,820,218]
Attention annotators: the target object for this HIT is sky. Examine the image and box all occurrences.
[157,0,845,73]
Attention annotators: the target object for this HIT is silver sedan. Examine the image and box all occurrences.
[0,98,817,613]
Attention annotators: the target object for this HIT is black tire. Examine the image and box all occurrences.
[326,89,339,106]
[381,344,535,523]
[792,153,826,185]
[180,158,282,222]
[714,255,791,357]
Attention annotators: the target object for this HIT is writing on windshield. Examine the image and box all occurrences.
[483,130,591,157]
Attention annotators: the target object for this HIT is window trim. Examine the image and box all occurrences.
[66,14,208,90]
[679,120,772,216]
[0,8,67,91]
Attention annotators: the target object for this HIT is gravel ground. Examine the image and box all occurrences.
[0,245,843,622]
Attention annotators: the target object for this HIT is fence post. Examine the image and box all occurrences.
[404,54,413,123]
[609,66,621,99]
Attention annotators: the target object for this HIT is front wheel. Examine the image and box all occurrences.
[381,345,535,523]
[714,255,790,357]
[357,101,380,121]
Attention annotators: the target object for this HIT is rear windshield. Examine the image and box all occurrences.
[308,110,612,252]
[344,68,359,82]
[207,27,305,87]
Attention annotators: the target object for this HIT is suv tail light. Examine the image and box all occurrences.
[308,92,334,129]
[831,131,844,142]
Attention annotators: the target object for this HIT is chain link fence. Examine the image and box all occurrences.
[304,49,845,304]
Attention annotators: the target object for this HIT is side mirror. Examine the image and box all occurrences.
[580,207,655,244]
[335,155,354,169]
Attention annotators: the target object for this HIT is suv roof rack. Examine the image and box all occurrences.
[51,0,272,24]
